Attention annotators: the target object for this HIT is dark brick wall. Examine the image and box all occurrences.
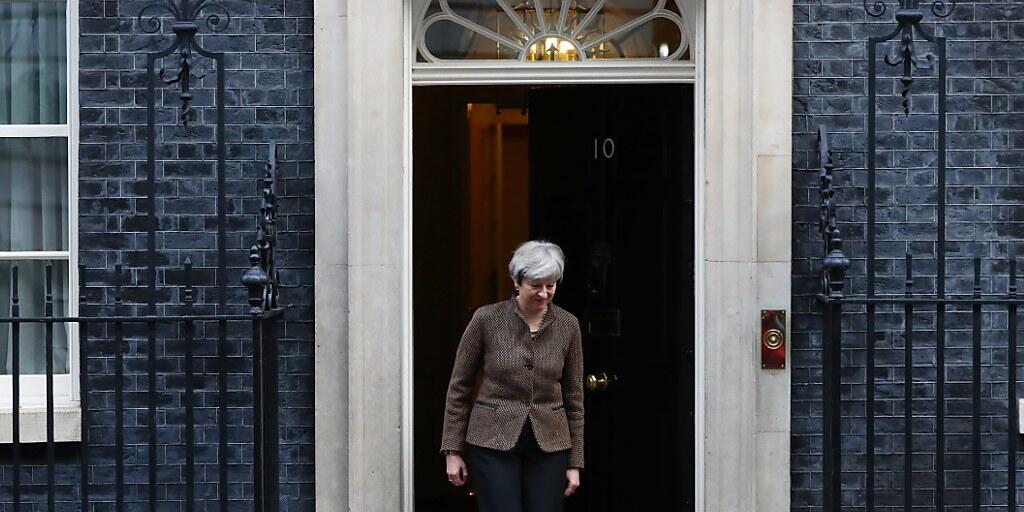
[1,0,313,510]
[793,2,1024,511]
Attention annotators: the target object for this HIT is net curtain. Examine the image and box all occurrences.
[0,1,69,375]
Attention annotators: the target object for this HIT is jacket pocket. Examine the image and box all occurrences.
[552,404,565,411]
[475,399,500,410]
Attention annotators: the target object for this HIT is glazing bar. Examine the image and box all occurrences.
[11,265,21,512]
[44,264,55,512]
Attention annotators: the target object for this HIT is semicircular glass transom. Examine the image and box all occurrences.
[415,0,696,63]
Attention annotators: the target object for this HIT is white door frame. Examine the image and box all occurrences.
[313,1,791,511]
[401,3,707,511]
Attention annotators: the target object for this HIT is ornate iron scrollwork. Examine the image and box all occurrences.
[243,144,281,315]
[818,127,850,299]
[863,1,888,17]
[136,0,231,125]
[864,0,956,114]
[864,0,956,19]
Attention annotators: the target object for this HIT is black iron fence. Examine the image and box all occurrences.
[819,135,1024,510]
[812,2,1024,509]
[3,0,289,509]
[1,140,283,511]
[2,256,282,511]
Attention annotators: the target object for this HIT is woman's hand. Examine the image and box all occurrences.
[564,468,581,496]
[446,452,469,486]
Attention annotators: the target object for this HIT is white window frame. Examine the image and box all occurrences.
[0,0,81,442]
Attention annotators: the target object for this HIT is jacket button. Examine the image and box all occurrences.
[524,363,534,370]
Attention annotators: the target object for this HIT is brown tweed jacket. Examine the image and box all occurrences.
[440,298,585,468]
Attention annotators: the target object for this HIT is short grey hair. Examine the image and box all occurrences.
[508,240,565,285]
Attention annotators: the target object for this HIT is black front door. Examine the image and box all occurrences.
[529,85,696,511]
[412,84,694,511]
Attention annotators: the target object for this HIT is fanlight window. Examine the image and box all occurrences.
[415,0,696,63]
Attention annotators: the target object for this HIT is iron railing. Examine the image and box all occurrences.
[1,145,284,511]
[818,2,1024,510]
[3,262,282,511]
[137,1,237,508]
[818,130,1024,509]
[4,0,286,509]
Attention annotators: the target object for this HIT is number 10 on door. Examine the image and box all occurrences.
[594,137,615,160]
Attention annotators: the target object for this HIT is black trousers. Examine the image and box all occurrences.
[466,420,570,512]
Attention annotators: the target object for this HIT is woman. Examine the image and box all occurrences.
[441,240,584,512]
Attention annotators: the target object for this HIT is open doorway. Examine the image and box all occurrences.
[413,84,695,511]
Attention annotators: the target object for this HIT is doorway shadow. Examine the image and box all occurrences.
[413,85,695,512]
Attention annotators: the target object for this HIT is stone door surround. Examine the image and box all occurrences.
[313,1,792,510]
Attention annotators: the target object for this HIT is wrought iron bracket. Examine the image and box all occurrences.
[137,0,230,126]
[864,0,956,114]
[864,0,956,19]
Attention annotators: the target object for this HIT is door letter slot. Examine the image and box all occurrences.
[761,309,786,369]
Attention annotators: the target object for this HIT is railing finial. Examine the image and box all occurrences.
[10,264,19,311]
[182,258,194,306]
[242,245,269,316]
[818,127,850,299]
[1011,258,1018,298]
[114,264,124,305]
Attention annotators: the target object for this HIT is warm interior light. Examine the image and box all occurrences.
[528,37,580,61]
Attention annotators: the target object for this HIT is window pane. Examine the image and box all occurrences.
[0,260,69,375]
[416,0,691,62]
[0,138,69,251]
[597,17,685,59]
[0,1,67,124]
[423,19,522,60]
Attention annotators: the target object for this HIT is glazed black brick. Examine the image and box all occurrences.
[0,0,314,510]
[794,2,1024,511]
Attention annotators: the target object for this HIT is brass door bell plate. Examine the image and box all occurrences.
[761,309,786,369]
